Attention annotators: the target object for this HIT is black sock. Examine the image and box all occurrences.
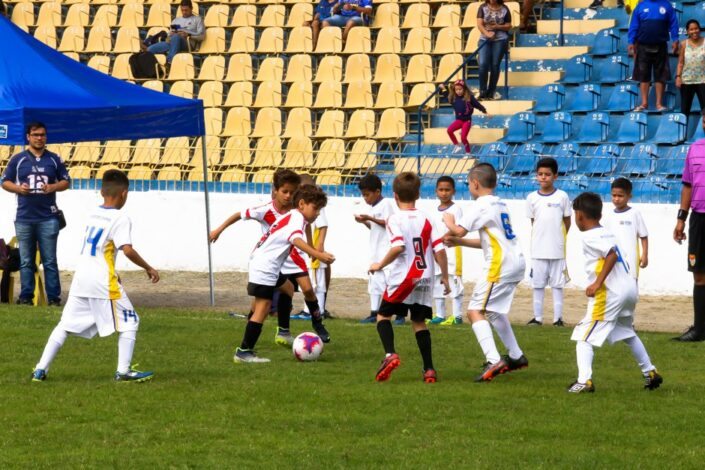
[305,299,322,324]
[377,320,395,354]
[415,329,434,371]
[240,321,263,350]
[277,294,292,330]
[247,310,253,320]
[694,285,705,334]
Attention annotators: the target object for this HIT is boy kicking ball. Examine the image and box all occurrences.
[31,170,159,383]
[569,192,662,393]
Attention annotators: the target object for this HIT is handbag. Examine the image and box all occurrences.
[57,210,67,230]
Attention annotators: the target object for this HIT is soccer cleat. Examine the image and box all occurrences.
[31,369,47,382]
[233,348,270,364]
[313,322,331,343]
[114,366,154,383]
[47,299,61,307]
[567,380,595,393]
[644,370,663,390]
[527,318,543,326]
[360,315,377,324]
[375,353,401,382]
[323,309,334,319]
[453,316,463,325]
[274,327,294,347]
[475,359,509,382]
[423,369,437,383]
[16,297,33,306]
[429,317,445,325]
[672,326,705,342]
[291,311,312,321]
[504,354,529,372]
[394,316,406,325]
[553,319,565,327]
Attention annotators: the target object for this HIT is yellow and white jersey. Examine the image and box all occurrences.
[70,206,132,300]
[432,203,463,276]
[458,195,525,283]
[310,208,329,270]
[603,207,648,279]
[525,189,571,260]
[364,197,397,264]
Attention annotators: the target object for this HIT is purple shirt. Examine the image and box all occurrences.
[683,139,705,213]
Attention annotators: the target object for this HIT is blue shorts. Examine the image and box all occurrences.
[325,14,363,27]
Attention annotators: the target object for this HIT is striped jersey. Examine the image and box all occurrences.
[432,203,463,276]
[249,210,307,286]
[603,207,648,279]
[526,189,571,260]
[458,195,525,283]
[70,206,132,300]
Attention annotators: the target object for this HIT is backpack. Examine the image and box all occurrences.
[129,51,159,79]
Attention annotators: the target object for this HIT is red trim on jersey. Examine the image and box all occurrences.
[383,219,433,303]
[263,210,277,226]
[390,236,403,244]
[289,246,309,272]
[287,230,303,241]
[253,213,292,251]
[432,238,442,248]
[245,208,251,219]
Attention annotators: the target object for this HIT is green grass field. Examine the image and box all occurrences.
[1,305,703,468]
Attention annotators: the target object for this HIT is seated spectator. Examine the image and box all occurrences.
[305,0,338,49]
[322,0,373,44]
[148,0,204,63]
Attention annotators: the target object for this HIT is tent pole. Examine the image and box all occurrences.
[201,134,215,306]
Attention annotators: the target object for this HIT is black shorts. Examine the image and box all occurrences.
[688,211,705,273]
[379,300,433,322]
[283,271,308,292]
[247,274,287,300]
[633,43,670,84]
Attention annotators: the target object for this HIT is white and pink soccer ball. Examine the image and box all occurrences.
[292,332,323,361]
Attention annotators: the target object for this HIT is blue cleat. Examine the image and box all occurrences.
[31,369,47,382]
[393,316,406,325]
[291,311,312,321]
[360,315,377,324]
[115,366,154,383]
[429,317,445,325]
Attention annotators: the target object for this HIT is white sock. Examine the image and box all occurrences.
[452,296,464,319]
[36,327,68,371]
[117,330,137,374]
[472,319,501,364]
[370,294,381,312]
[316,291,326,314]
[488,312,523,360]
[552,288,564,322]
[533,288,545,322]
[576,341,594,383]
[624,335,655,375]
[434,298,446,318]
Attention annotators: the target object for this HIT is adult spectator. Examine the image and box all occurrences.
[477,0,512,100]
[322,0,373,45]
[627,0,679,112]
[0,1,6,17]
[305,0,338,50]
[1,123,70,306]
[676,19,705,127]
[147,0,204,64]
[674,119,705,342]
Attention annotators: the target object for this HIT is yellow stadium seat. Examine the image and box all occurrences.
[220,169,248,183]
[343,54,372,83]
[58,26,85,53]
[252,137,283,169]
[198,27,226,54]
[186,167,214,182]
[157,166,182,181]
[507,1,521,28]
[252,169,274,184]
[342,27,371,54]
[257,27,284,54]
[220,136,252,168]
[316,170,342,186]
[161,137,191,167]
[405,54,434,83]
[371,3,399,28]
[260,4,286,27]
[433,26,462,54]
[128,166,154,180]
[46,143,74,161]
[374,108,406,140]
[372,26,402,54]
[282,137,313,169]
[112,53,134,80]
[461,2,481,29]
[343,81,373,109]
[285,26,313,53]
[283,54,312,83]
[283,82,313,108]
[435,53,463,82]
[95,165,121,180]
[72,142,101,165]
[102,140,132,167]
[255,57,284,82]
[373,54,402,83]
[401,3,430,29]
[113,26,141,53]
[224,82,254,107]
[343,139,377,173]
[497,71,564,86]
[84,25,113,53]
[34,26,58,49]
[464,27,482,53]
[225,54,253,82]
[167,53,195,80]
[11,2,35,28]
[197,81,224,107]
[204,4,229,27]
[169,80,194,99]
[197,55,226,81]
[251,108,282,138]
[312,81,342,109]
[406,83,437,110]
[146,3,171,28]
[63,52,81,62]
[142,80,163,92]
[401,27,431,54]
[69,165,93,179]
[37,2,62,27]
[93,4,118,27]
[432,4,460,28]
[314,110,345,139]
[132,139,162,167]
[253,81,282,108]
[314,139,345,170]
[314,27,341,54]
[119,3,145,27]
[229,26,256,53]
[374,81,404,109]
[191,136,222,168]
[344,109,376,139]
[313,56,342,83]
[87,55,111,74]
[204,107,224,136]
[282,108,312,138]
[231,4,257,27]
[222,107,252,137]
[286,3,313,28]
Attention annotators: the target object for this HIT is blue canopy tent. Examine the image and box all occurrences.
[0,16,216,304]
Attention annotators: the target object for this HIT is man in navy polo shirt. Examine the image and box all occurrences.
[1,122,70,306]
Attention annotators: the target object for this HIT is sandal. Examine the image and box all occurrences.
[633,105,646,112]
[656,106,668,112]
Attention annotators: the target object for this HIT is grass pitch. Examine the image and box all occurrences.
[1,305,703,468]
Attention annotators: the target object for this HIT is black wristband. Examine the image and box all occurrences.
[678,209,689,221]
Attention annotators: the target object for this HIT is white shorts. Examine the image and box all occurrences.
[468,280,518,315]
[368,270,388,296]
[571,315,636,347]
[58,293,139,339]
[385,278,433,308]
[530,258,568,288]
[433,274,464,299]
[310,266,327,294]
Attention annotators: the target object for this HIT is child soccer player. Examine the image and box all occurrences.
[429,176,465,325]
[355,174,400,324]
[235,185,335,363]
[369,172,449,383]
[31,170,159,382]
[526,157,572,327]
[444,163,529,382]
[568,192,662,393]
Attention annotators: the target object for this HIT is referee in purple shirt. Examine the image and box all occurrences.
[674,121,705,341]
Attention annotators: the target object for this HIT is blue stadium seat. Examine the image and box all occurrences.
[631,177,681,204]
[534,84,565,112]
[567,175,612,200]
[552,142,579,174]
[594,55,629,83]
[503,112,536,143]
[477,142,509,171]
[614,143,658,176]
[565,83,601,112]
[576,143,619,176]
[575,112,609,143]
[692,120,705,142]
[539,112,572,143]
[592,28,620,56]
[562,55,593,84]
[685,3,705,26]
[505,143,544,174]
[605,82,639,112]
[647,113,687,144]
[614,112,648,143]
[497,175,536,199]
[647,83,677,110]
[654,145,687,177]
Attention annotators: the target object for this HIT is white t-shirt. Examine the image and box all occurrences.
[603,206,648,279]
[364,197,397,264]
[526,189,571,259]
[432,203,463,276]
[458,195,526,283]
[70,206,132,300]
[248,210,306,286]
[383,209,444,305]
[310,208,329,269]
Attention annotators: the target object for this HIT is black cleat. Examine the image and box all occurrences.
[672,326,705,342]
[16,298,33,305]
[527,318,543,326]
[567,379,595,393]
[644,370,663,390]
[553,319,565,327]
[504,354,529,372]
[314,322,331,343]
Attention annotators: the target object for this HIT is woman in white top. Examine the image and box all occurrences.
[676,19,705,126]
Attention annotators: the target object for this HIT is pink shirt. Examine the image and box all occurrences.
[683,139,705,213]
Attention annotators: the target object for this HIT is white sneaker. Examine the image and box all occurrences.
[234,348,270,364]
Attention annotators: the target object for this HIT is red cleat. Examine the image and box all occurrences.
[475,359,509,382]
[375,353,400,382]
[423,369,437,383]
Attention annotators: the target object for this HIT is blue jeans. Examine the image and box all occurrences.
[148,35,187,63]
[324,14,363,27]
[478,38,508,98]
[15,218,61,302]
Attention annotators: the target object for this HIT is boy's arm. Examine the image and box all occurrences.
[292,237,335,264]
[209,211,242,242]
[355,214,386,227]
[563,216,571,232]
[443,213,469,237]
[433,249,451,295]
[315,226,328,251]
[305,224,313,246]
[121,245,159,283]
[445,236,481,249]
[586,250,617,297]
[640,237,649,268]
[369,246,404,273]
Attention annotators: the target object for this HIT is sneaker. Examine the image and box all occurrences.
[527,318,543,326]
[429,317,445,325]
[47,299,61,307]
[588,0,603,9]
[233,348,270,364]
[31,368,47,382]
[453,316,463,325]
[644,370,663,390]
[274,327,294,347]
[423,369,437,383]
[314,322,331,343]
[360,315,377,324]
[394,316,406,325]
[323,309,334,319]
[114,366,154,383]
[16,298,33,306]
[567,379,595,393]
[375,353,401,382]
[291,311,312,321]
[504,354,529,372]
[672,326,705,342]
[475,359,509,382]
[553,319,565,327]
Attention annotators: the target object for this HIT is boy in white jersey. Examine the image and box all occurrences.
[31,170,159,383]
[526,158,572,327]
[369,172,449,383]
[428,176,465,325]
[568,192,662,393]
[297,208,329,318]
[444,163,529,382]
[235,185,335,363]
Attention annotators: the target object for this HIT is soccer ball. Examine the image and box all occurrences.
[292,332,323,362]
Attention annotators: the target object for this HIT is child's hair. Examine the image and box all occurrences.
[102,169,130,197]
[611,177,633,194]
[436,175,456,189]
[358,173,382,192]
[447,79,473,104]
[299,173,315,186]
[273,169,301,190]
[686,19,701,30]
[294,184,328,208]
[469,162,497,189]
[572,192,602,220]
[393,172,420,202]
[536,157,558,175]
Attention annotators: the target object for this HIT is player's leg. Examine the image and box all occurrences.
[299,275,331,343]
[430,274,446,324]
[362,271,383,323]
[676,211,705,341]
[529,259,546,325]
[314,267,327,317]
[33,326,69,381]
[442,275,464,325]
[274,289,294,346]
[411,304,436,383]
[236,280,284,363]
[487,311,527,373]
[110,296,153,382]
[324,264,332,318]
[568,340,596,393]
[468,308,507,382]
[375,301,402,381]
[549,259,567,326]
[610,317,662,390]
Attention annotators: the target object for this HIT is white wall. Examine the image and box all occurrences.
[0,190,691,295]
